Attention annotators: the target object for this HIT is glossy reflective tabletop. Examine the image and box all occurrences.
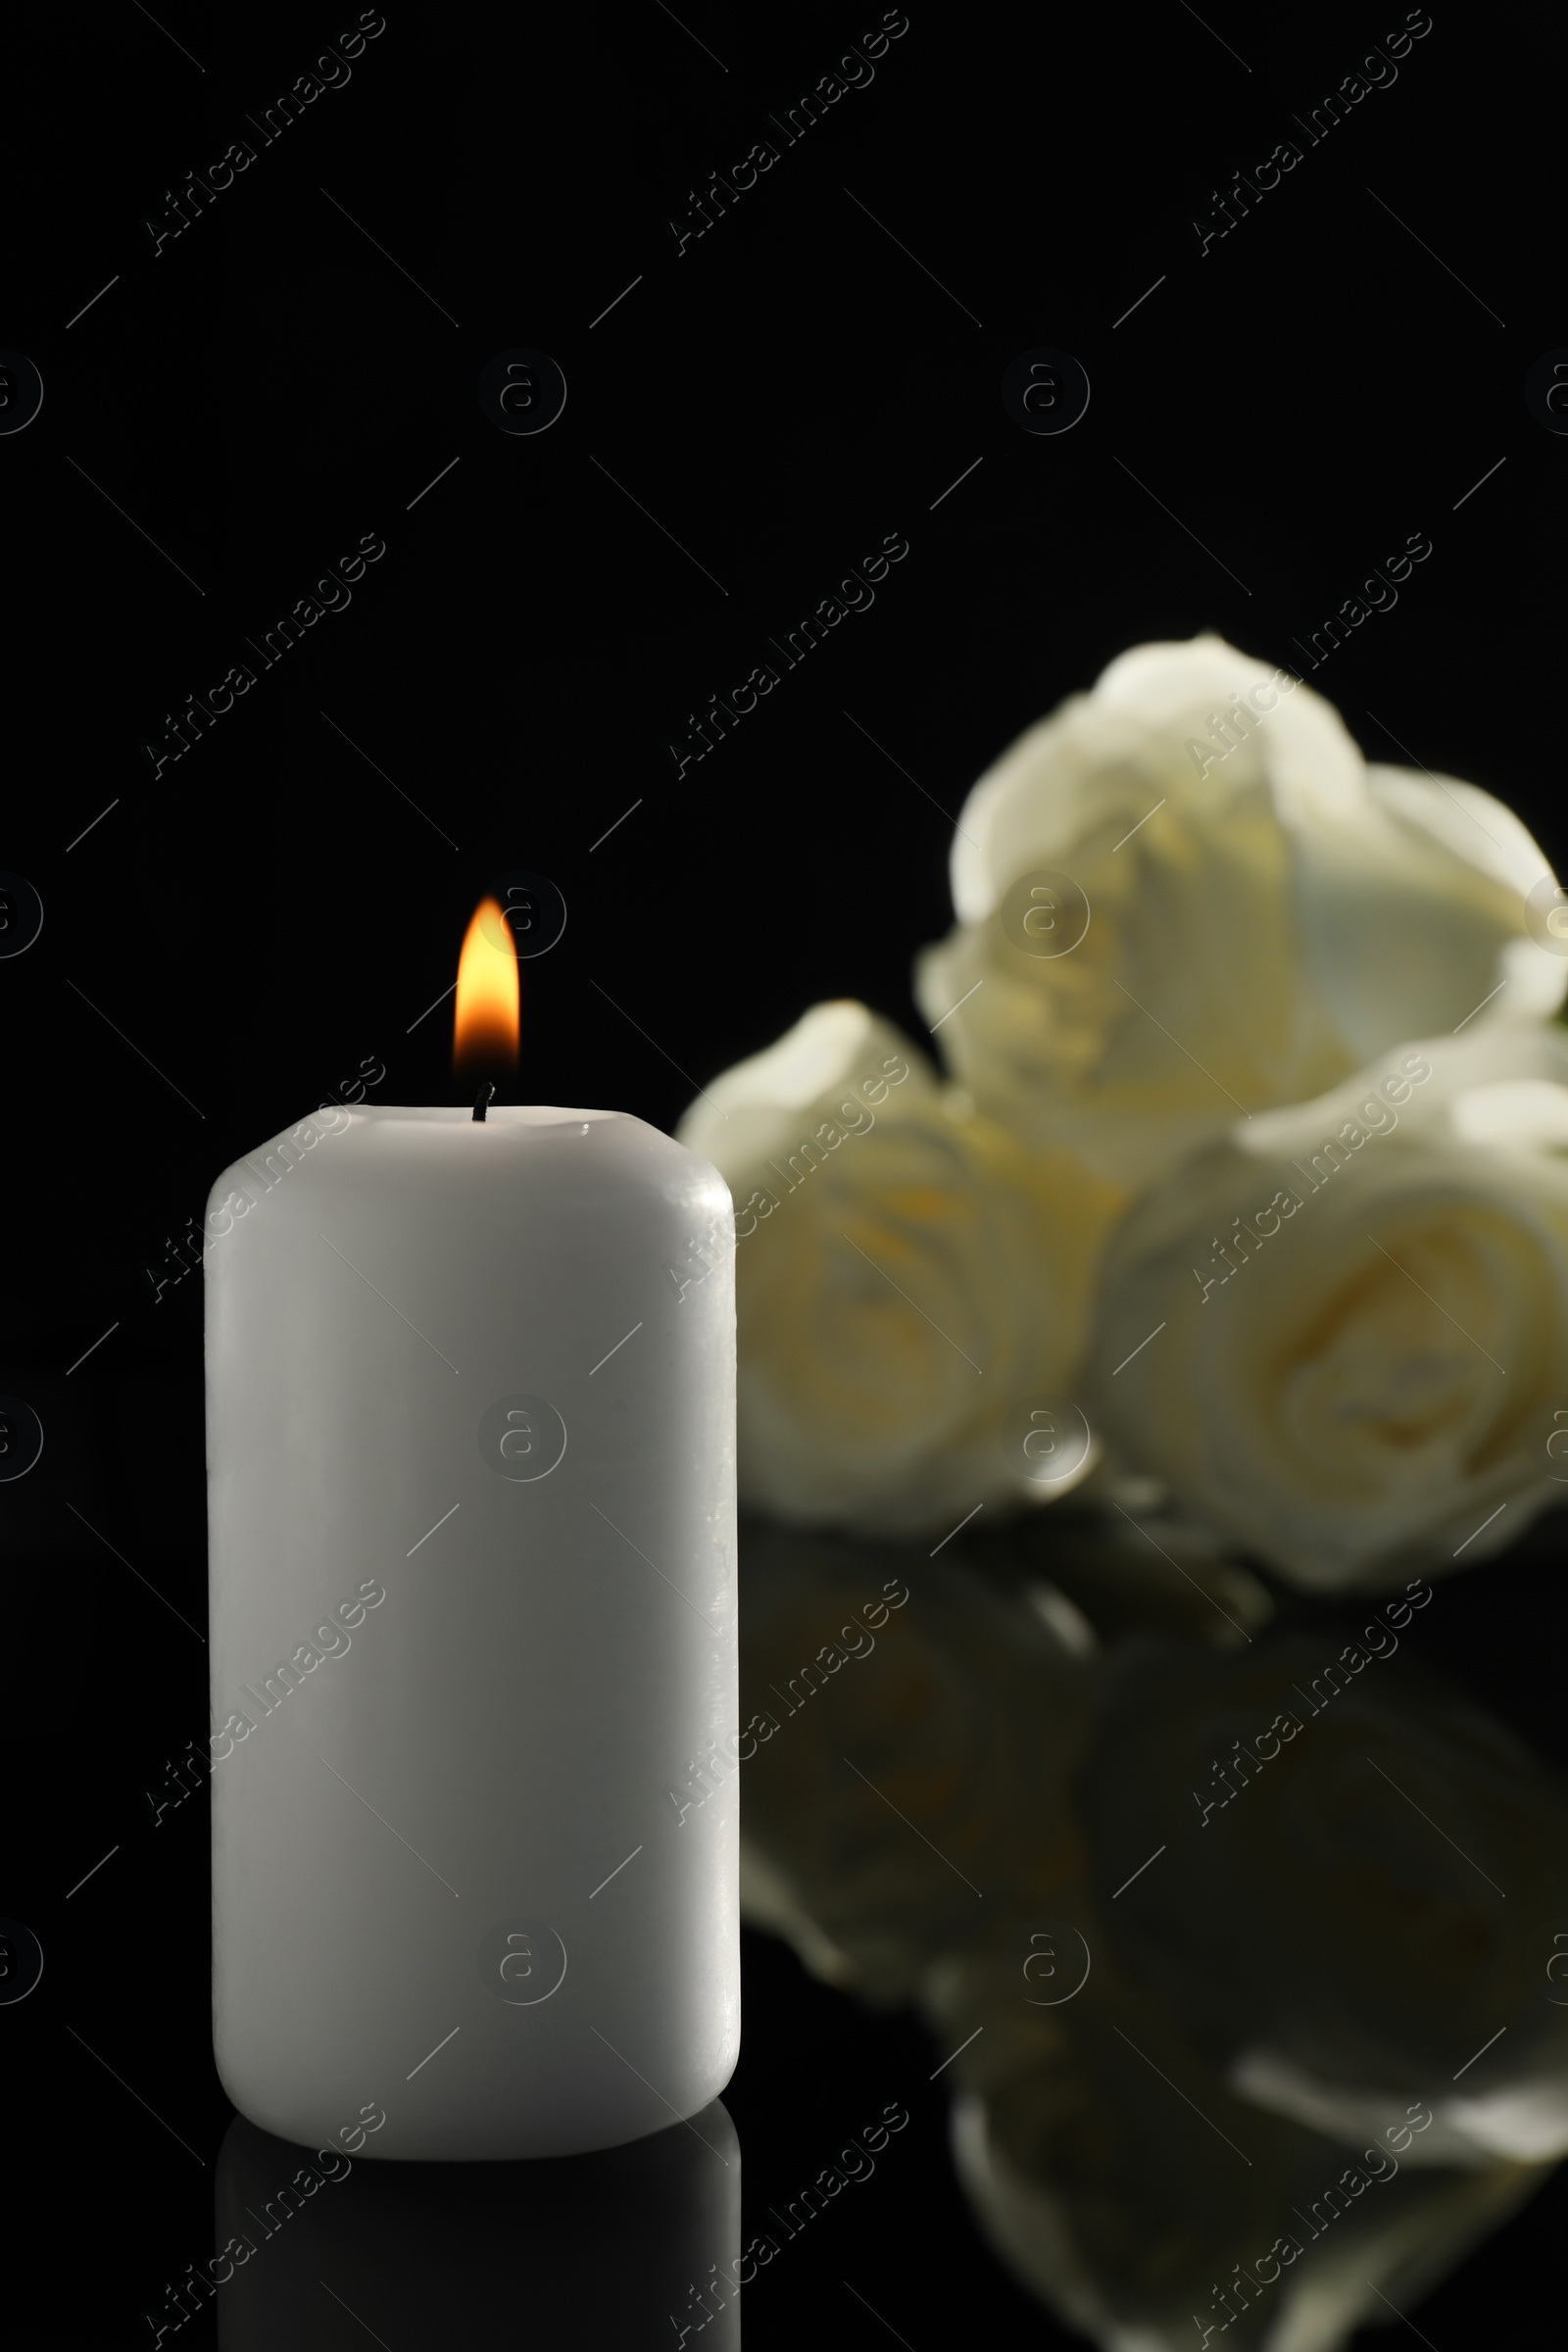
[13,1505,1568,2349]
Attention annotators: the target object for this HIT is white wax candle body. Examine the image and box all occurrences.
[205,1105,738,2159]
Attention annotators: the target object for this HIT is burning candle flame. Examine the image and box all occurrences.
[453,897,520,1085]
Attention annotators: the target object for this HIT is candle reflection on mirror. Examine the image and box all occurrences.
[210,2101,740,2347]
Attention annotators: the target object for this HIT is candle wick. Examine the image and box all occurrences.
[472,1083,495,1123]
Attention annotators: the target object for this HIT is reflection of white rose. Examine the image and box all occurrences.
[1076,1635,1568,2168]
[912,633,1562,1186]
[918,1616,1566,2347]
[1084,1026,1568,1589]
[1009,1501,1275,1650]
[733,1523,1565,2347]
[736,1526,1093,2001]
[950,2066,1546,2352]
[677,1002,1123,1536]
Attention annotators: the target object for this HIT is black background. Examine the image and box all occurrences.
[5,1,1563,2341]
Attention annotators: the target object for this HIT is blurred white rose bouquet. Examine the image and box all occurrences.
[680,633,1568,1593]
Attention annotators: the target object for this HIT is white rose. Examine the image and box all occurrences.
[912,633,1562,1187]
[676,1001,1124,1536]
[1084,1024,1568,1589]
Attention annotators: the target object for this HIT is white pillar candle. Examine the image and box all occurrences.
[204,1101,738,2159]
